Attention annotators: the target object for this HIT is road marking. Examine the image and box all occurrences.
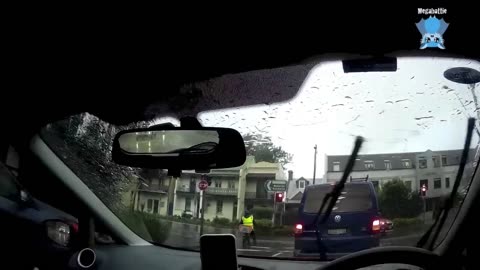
[272,252,283,257]
[237,249,265,252]
[249,246,270,249]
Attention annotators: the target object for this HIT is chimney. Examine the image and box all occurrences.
[288,170,293,181]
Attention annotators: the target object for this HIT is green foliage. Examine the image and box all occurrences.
[254,219,273,231]
[115,210,171,243]
[392,217,423,228]
[272,227,294,236]
[243,133,292,168]
[379,179,423,219]
[142,213,172,243]
[42,113,157,210]
[250,207,273,219]
[212,217,231,226]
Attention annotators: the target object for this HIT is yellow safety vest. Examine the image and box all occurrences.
[242,216,254,227]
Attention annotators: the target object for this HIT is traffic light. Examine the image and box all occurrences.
[420,184,427,197]
[275,192,284,202]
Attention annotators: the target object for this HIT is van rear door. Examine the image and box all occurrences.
[299,183,378,238]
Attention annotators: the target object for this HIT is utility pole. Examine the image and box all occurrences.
[167,176,177,216]
[313,145,318,185]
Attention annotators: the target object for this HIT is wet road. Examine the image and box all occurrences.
[162,220,423,259]
[236,234,423,258]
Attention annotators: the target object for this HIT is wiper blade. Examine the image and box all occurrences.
[311,136,364,260]
[416,118,475,249]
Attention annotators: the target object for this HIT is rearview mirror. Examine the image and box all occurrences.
[112,127,246,170]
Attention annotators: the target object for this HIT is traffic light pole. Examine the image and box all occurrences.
[199,190,205,236]
[423,196,426,224]
[272,196,276,226]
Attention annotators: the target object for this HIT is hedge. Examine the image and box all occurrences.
[115,210,172,243]
[250,207,273,219]
[391,217,423,228]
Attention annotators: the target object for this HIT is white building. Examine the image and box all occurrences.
[324,149,475,210]
[173,156,285,221]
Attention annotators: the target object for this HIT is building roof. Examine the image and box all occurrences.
[290,191,304,201]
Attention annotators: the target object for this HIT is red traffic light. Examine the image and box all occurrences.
[275,192,284,202]
[421,184,427,196]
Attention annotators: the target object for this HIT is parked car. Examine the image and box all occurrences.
[294,182,381,259]
[380,218,394,235]
[0,162,78,267]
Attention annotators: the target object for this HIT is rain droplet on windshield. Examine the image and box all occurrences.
[415,116,434,120]
[366,100,374,103]
[332,104,344,107]
[386,101,394,104]
[345,96,352,99]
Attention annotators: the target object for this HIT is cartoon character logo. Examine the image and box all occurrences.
[415,16,449,49]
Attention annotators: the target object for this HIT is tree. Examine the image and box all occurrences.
[378,178,423,219]
[243,133,292,168]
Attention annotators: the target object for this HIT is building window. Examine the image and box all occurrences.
[434,178,441,189]
[420,179,428,190]
[442,155,447,166]
[333,162,340,171]
[299,181,305,189]
[216,200,223,214]
[147,199,153,212]
[153,200,159,214]
[215,181,222,188]
[405,180,412,190]
[445,177,450,188]
[402,159,411,168]
[419,157,427,169]
[185,198,191,211]
[364,160,375,170]
[228,181,235,189]
[160,201,165,208]
[433,156,440,168]
[384,160,392,170]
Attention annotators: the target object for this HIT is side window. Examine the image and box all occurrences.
[0,163,20,200]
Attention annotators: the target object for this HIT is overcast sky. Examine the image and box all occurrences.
[156,58,480,180]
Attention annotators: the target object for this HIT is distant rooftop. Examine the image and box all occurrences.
[326,149,475,172]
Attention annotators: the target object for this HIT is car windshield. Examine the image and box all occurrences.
[40,57,480,260]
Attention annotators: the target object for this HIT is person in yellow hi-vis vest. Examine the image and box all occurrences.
[240,210,256,245]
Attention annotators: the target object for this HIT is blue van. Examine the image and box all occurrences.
[294,182,381,259]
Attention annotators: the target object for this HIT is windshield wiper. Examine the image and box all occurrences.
[416,118,475,249]
[311,136,364,260]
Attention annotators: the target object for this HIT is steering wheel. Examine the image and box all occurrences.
[318,246,446,270]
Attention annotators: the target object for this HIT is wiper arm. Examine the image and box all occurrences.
[416,118,475,249]
[311,136,364,260]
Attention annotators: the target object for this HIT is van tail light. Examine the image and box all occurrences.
[294,224,303,234]
[371,219,381,233]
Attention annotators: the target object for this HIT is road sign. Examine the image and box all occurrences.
[198,180,208,191]
[265,180,287,192]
